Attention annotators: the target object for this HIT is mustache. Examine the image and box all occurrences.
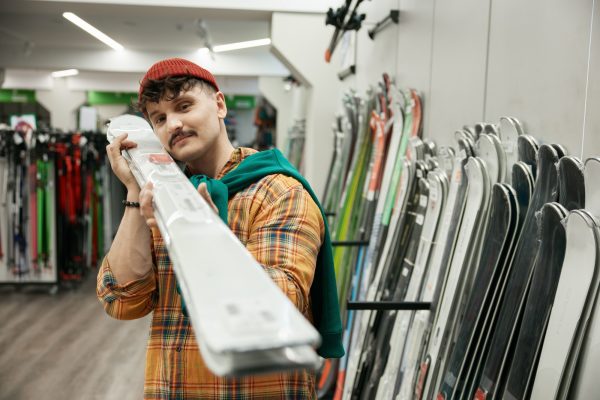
[169,129,197,147]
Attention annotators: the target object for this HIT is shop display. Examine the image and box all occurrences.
[319,84,600,399]
[0,129,109,284]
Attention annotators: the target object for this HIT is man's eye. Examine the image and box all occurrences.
[155,117,165,124]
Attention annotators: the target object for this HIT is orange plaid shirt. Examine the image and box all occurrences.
[97,148,324,399]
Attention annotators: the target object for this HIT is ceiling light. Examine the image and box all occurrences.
[212,38,271,53]
[63,12,124,51]
[51,69,79,78]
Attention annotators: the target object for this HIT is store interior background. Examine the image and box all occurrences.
[0,0,599,397]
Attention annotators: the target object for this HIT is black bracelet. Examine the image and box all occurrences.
[122,200,141,208]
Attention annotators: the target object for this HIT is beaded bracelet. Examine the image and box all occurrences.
[122,200,141,208]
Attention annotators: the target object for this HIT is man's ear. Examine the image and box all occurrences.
[215,91,227,119]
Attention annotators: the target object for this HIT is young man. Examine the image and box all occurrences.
[97,58,342,399]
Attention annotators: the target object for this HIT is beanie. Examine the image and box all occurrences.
[139,58,220,101]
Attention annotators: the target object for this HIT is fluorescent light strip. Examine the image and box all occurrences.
[51,69,79,78]
[63,12,124,51]
[212,38,271,53]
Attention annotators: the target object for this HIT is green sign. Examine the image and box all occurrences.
[0,89,36,103]
[225,95,255,110]
[87,91,137,105]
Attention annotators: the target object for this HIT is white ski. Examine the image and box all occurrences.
[106,115,320,377]
[421,157,491,399]
[375,169,448,400]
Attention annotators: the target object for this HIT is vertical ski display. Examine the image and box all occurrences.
[322,107,600,399]
[340,87,422,400]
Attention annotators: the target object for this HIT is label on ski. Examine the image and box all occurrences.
[474,387,487,400]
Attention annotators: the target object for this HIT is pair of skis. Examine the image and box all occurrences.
[106,115,321,377]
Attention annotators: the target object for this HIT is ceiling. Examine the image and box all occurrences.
[0,0,271,52]
[0,0,336,78]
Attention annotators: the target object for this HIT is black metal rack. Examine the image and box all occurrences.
[331,238,432,311]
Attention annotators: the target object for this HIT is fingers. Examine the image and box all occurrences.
[105,133,138,162]
[198,183,219,214]
[139,182,157,228]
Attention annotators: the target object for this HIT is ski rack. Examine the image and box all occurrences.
[368,9,400,40]
[106,115,321,377]
[347,301,431,310]
[338,64,357,81]
[331,240,432,311]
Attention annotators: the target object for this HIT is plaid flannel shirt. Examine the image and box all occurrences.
[97,148,323,399]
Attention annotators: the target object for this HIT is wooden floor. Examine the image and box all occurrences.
[0,273,150,400]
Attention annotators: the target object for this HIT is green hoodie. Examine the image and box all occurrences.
[189,148,344,359]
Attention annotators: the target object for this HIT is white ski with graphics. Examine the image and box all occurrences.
[106,115,320,377]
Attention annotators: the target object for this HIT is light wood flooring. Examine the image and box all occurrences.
[0,273,150,400]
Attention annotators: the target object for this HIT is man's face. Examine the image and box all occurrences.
[145,85,227,164]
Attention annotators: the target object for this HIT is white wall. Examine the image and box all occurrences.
[36,78,86,131]
[271,12,343,195]
[258,76,293,151]
[331,0,600,159]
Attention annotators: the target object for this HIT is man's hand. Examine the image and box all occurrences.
[106,133,139,191]
[139,181,219,229]
[197,182,219,214]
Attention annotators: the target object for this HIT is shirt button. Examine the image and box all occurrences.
[176,347,182,352]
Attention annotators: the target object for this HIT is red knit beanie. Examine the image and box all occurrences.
[138,58,220,101]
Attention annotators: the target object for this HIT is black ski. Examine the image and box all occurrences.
[502,202,568,400]
[437,183,518,400]
[475,144,560,399]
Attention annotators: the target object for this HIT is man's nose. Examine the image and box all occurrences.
[167,116,183,134]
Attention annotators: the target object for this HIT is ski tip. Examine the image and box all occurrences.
[325,49,332,63]
[437,393,446,400]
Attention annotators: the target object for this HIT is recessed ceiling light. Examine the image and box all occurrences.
[212,38,271,53]
[51,69,79,78]
[63,12,124,51]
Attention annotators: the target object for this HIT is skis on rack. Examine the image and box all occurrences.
[475,144,560,400]
[359,164,430,399]
[420,157,491,399]
[436,183,518,400]
[460,163,533,399]
[343,88,421,399]
[409,150,471,400]
[375,168,448,400]
[502,202,568,400]
[568,157,600,399]
[529,209,600,400]
[501,156,584,400]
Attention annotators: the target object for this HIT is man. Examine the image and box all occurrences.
[97,58,342,399]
